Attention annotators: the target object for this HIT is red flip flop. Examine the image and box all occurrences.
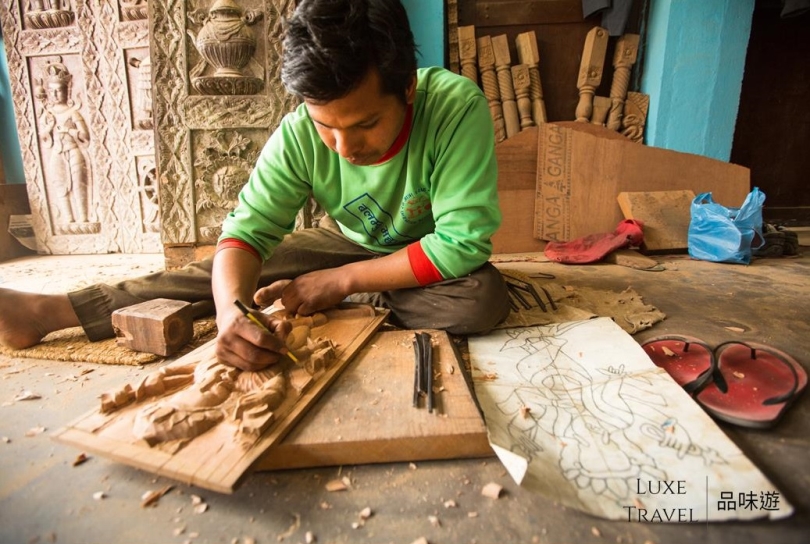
[641,335,715,394]
[695,341,808,429]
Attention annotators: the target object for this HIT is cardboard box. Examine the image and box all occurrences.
[533,122,751,242]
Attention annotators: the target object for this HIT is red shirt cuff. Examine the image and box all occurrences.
[216,238,262,263]
[407,241,444,286]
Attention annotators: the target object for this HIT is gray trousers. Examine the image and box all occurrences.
[69,223,511,341]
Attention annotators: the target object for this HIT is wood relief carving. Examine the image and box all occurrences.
[53,306,389,492]
[187,0,265,95]
[24,0,75,30]
[34,58,99,235]
[136,157,160,233]
[1,1,159,253]
[127,52,153,130]
[621,91,649,144]
[152,0,298,259]
[193,130,260,243]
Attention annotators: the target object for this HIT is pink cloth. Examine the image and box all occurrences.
[544,219,644,264]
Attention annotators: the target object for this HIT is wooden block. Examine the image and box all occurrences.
[0,183,35,262]
[256,329,493,471]
[617,190,696,254]
[111,298,194,356]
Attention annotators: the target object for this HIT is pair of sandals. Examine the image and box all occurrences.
[642,336,807,429]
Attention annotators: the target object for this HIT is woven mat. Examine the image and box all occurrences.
[0,319,218,366]
[498,269,666,334]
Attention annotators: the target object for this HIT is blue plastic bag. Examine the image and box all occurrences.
[687,187,765,264]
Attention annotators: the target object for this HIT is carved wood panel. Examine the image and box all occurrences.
[0,0,160,254]
[149,0,299,256]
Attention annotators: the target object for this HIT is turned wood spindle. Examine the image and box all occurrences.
[492,34,520,139]
[476,35,506,143]
[515,31,547,124]
[591,96,611,126]
[606,34,640,131]
[511,64,534,130]
[575,26,609,123]
[457,25,478,85]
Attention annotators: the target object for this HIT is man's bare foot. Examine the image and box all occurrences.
[0,287,80,350]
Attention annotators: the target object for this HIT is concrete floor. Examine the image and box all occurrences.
[0,250,808,544]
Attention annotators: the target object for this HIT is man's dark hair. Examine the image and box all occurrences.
[281,0,418,103]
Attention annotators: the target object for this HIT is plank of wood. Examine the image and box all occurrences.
[52,307,389,494]
[617,190,696,253]
[256,329,493,471]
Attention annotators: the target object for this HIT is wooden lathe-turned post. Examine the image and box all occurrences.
[476,35,507,143]
[575,26,609,122]
[606,34,640,131]
[591,96,612,126]
[457,25,478,84]
[511,64,535,130]
[515,31,547,124]
[492,35,520,139]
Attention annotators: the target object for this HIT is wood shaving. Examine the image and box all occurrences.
[662,346,676,357]
[467,511,478,518]
[140,485,174,508]
[358,507,372,520]
[408,462,418,470]
[411,538,428,544]
[305,531,315,544]
[733,371,745,379]
[591,526,601,537]
[325,479,347,492]
[13,390,41,401]
[1,437,10,443]
[276,513,300,541]
[72,453,89,466]
[191,494,204,505]
[92,491,107,500]
[194,503,208,514]
[25,426,46,437]
[724,326,745,333]
[173,527,186,536]
[443,499,457,508]
[520,405,531,418]
[428,515,440,527]
[481,482,503,499]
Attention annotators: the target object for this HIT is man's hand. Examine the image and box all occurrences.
[254,268,351,315]
[214,305,292,372]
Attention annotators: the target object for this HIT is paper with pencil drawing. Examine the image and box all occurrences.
[468,318,792,521]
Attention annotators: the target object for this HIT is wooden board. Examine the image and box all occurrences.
[256,329,493,471]
[617,190,695,253]
[52,307,389,494]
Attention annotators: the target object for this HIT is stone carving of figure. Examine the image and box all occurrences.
[36,61,93,232]
[128,55,153,130]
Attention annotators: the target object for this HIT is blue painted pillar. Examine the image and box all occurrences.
[402,0,445,68]
[640,0,754,161]
[0,36,25,184]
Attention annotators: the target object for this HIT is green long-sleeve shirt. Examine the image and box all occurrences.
[220,66,501,279]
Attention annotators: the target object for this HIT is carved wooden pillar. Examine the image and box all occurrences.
[491,35,519,139]
[606,34,640,131]
[457,25,477,84]
[511,64,534,130]
[149,0,298,268]
[575,26,608,123]
[1,0,159,253]
[515,31,547,124]
[476,35,506,144]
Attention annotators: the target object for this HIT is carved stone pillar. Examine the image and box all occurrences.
[149,0,298,268]
[0,1,160,253]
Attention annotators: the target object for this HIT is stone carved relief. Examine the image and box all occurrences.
[1,0,159,253]
[193,130,260,243]
[121,0,148,21]
[136,157,160,233]
[24,0,75,30]
[151,0,297,261]
[187,0,265,95]
[127,51,153,130]
[33,58,100,235]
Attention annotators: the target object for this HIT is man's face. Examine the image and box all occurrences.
[305,69,415,166]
